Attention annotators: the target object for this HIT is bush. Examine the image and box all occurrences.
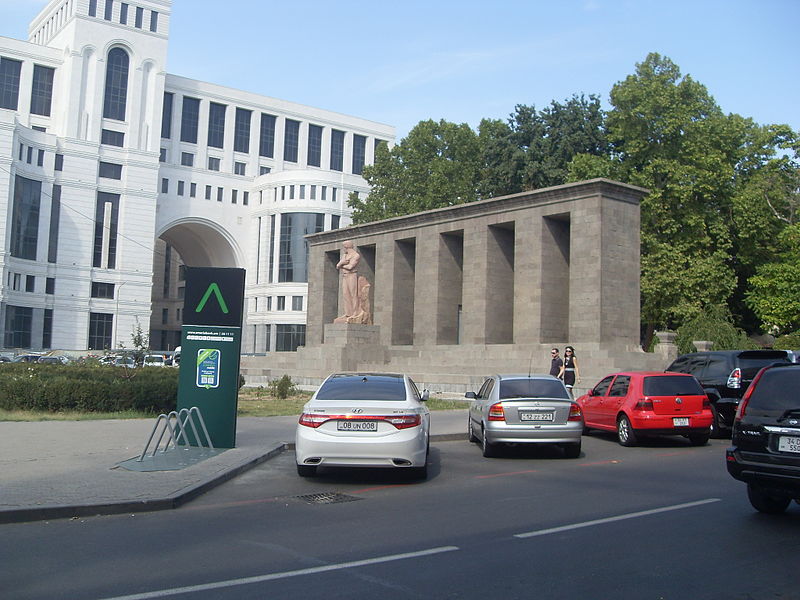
[675,305,757,355]
[268,374,297,399]
[774,331,800,350]
[0,364,178,414]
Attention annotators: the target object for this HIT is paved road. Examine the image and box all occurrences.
[3,434,799,600]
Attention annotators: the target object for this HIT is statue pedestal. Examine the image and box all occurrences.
[321,324,386,371]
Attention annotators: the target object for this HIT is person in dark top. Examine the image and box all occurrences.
[558,346,581,397]
[549,348,563,378]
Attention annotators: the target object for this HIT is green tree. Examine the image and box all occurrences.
[746,224,800,333]
[349,119,482,224]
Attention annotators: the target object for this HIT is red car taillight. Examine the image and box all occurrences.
[568,403,583,422]
[298,413,422,430]
[488,403,505,421]
[702,396,711,409]
[736,367,768,421]
[634,398,654,411]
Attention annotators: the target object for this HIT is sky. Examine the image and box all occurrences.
[1,0,798,140]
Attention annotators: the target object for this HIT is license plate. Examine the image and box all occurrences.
[778,436,800,453]
[520,411,554,422]
[673,418,689,427]
[337,421,377,432]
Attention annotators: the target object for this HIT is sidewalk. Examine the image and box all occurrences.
[0,410,468,524]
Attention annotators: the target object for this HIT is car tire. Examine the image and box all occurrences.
[709,404,724,439]
[688,432,710,446]
[467,415,478,443]
[481,427,498,458]
[617,415,638,447]
[747,483,791,514]
[562,442,581,459]
[296,464,317,477]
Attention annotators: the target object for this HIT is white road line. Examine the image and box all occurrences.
[96,546,460,600]
[514,498,721,539]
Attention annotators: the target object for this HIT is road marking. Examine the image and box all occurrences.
[95,546,460,600]
[475,469,538,479]
[514,498,721,539]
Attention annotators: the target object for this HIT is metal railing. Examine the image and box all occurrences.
[137,406,214,462]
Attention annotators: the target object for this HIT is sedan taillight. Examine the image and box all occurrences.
[634,398,654,411]
[488,403,505,421]
[298,413,422,430]
[299,413,328,428]
[568,403,583,422]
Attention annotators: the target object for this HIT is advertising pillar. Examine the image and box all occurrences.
[177,267,245,448]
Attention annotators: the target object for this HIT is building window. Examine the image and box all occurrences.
[234,108,251,153]
[99,161,123,179]
[310,185,316,200]
[234,161,246,176]
[88,313,113,350]
[331,214,340,230]
[266,296,273,311]
[243,191,249,205]
[161,92,173,139]
[104,0,113,20]
[231,189,238,204]
[93,192,120,269]
[207,102,226,148]
[181,152,194,167]
[321,186,327,201]
[43,308,53,349]
[208,157,220,171]
[292,296,303,311]
[101,129,125,146]
[177,181,184,196]
[89,0,98,17]
[91,281,115,298]
[299,185,305,199]
[190,182,197,198]
[284,119,299,163]
[26,275,35,293]
[103,48,129,121]
[30,65,55,117]
[149,10,158,32]
[162,308,168,324]
[4,306,33,348]
[119,2,128,24]
[276,324,305,352]
[279,212,324,282]
[37,149,45,167]
[161,178,169,193]
[205,185,211,200]
[11,176,41,260]
[308,124,322,167]
[134,6,143,28]
[27,146,33,164]
[46,277,55,294]
[48,184,60,263]
[259,113,276,157]
[260,166,271,175]
[54,153,63,171]
[330,129,344,171]
[159,148,167,162]
[277,296,285,311]
[180,96,200,143]
[217,187,223,202]
[353,134,366,175]
[0,57,22,111]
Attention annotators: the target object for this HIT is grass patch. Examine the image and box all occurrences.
[1,387,469,421]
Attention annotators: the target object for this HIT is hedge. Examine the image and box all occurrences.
[0,364,178,413]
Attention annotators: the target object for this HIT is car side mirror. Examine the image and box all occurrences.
[465,391,476,399]
[421,390,430,402]
[587,389,595,397]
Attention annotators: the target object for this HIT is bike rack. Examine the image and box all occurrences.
[137,406,214,462]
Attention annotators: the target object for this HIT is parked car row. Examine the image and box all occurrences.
[294,348,799,515]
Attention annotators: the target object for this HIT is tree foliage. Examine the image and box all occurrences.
[674,304,756,355]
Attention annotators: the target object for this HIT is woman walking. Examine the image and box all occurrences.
[558,346,581,397]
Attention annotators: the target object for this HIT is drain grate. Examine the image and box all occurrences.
[293,492,362,505]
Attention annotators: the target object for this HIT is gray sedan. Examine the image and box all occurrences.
[467,374,584,458]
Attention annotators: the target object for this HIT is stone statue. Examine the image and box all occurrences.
[334,240,372,324]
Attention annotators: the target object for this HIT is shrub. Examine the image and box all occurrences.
[774,331,800,351]
[268,374,297,399]
[675,305,757,355]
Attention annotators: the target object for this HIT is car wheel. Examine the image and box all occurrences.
[467,415,478,443]
[688,432,710,446]
[481,427,498,458]
[296,464,317,477]
[617,415,638,447]
[747,483,791,514]
[562,442,581,459]
[709,404,724,439]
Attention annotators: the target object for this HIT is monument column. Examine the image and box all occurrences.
[513,214,540,343]
[460,222,490,345]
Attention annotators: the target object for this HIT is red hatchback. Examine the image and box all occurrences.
[577,371,713,446]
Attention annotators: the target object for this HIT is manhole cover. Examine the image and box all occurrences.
[293,492,362,505]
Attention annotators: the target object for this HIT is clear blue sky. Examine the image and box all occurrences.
[2,0,798,139]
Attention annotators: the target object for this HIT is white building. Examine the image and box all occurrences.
[0,0,394,354]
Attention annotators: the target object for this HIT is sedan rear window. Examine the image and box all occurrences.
[746,368,800,412]
[499,379,570,400]
[315,375,407,401]
[644,376,704,396]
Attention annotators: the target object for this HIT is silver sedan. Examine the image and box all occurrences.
[467,374,584,458]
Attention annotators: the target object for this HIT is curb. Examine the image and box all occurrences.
[0,434,467,525]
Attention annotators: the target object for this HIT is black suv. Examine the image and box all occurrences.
[666,350,792,437]
[726,363,800,514]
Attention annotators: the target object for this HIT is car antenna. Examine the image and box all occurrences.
[528,350,534,378]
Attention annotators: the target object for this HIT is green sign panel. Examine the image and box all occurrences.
[177,268,245,448]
